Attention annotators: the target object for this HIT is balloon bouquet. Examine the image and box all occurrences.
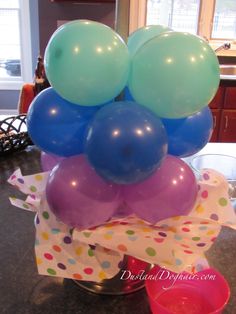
[27,21,219,230]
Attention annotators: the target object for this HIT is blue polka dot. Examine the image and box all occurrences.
[51,228,60,234]
[106,230,114,235]
[101,261,111,269]
[174,234,182,241]
[68,258,76,265]
[196,264,204,272]
[199,226,207,230]
[175,259,182,266]
[128,236,138,241]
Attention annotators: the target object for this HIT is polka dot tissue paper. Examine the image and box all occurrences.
[8,168,236,282]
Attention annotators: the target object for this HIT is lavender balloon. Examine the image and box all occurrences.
[41,151,64,172]
[123,155,198,224]
[46,155,122,229]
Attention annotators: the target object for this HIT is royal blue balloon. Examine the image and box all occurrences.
[27,87,100,157]
[85,101,168,184]
[161,106,213,158]
[124,86,134,101]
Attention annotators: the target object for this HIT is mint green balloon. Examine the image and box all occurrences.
[128,25,172,56]
[128,32,220,118]
[44,20,130,106]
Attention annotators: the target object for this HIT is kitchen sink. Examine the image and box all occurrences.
[220,65,236,76]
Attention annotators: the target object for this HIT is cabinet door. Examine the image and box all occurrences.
[224,87,236,109]
[210,109,221,142]
[208,86,224,109]
[219,110,236,142]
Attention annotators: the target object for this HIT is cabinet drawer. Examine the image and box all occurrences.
[219,110,236,142]
[210,109,221,142]
[224,87,236,109]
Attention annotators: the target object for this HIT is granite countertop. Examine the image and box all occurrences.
[1,144,236,314]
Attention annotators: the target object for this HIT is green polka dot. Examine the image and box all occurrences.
[30,185,37,192]
[42,211,49,219]
[218,197,228,206]
[126,230,135,235]
[83,232,92,238]
[88,248,94,257]
[146,247,156,257]
[47,268,56,275]
[192,237,201,241]
[23,203,29,209]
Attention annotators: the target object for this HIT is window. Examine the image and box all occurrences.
[0,0,33,90]
[212,0,236,39]
[129,0,236,54]
[147,0,200,34]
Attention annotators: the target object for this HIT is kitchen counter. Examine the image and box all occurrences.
[1,144,236,314]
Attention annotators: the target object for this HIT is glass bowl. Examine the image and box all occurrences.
[190,154,236,200]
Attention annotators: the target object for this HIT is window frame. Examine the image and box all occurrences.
[129,0,236,56]
[0,0,33,90]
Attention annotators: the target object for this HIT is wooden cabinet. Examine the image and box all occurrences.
[209,86,224,109]
[219,110,236,142]
[209,85,236,143]
[210,109,221,142]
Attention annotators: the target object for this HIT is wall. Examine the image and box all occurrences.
[38,0,116,56]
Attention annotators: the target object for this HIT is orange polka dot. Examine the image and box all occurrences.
[99,271,107,280]
[168,226,177,233]
[73,273,83,280]
[207,230,215,236]
[52,245,61,252]
[142,227,152,232]
[161,260,173,266]
[172,216,181,221]
[195,205,205,214]
[36,257,42,265]
[117,244,127,252]
[104,234,112,240]
[41,232,49,240]
[35,174,43,181]
[75,247,83,256]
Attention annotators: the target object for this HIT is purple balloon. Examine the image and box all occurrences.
[46,154,122,229]
[123,155,198,224]
[41,151,65,172]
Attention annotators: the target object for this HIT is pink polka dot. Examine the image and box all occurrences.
[84,267,93,275]
[182,227,190,232]
[154,238,165,243]
[44,253,53,260]
[201,190,208,198]
[181,244,190,248]
[184,250,193,254]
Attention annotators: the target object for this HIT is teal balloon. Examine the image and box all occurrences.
[44,20,130,106]
[128,32,220,118]
[128,25,172,56]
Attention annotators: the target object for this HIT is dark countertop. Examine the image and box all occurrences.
[1,146,236,314]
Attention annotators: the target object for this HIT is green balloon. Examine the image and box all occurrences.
[44,20,130,106]
[128,25,172,56]
[128,32,220,118]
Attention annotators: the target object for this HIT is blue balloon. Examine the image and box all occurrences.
[161,106,213,158]
[85,101,168,184]
[27,87,100,157]
[124,86,134,101]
